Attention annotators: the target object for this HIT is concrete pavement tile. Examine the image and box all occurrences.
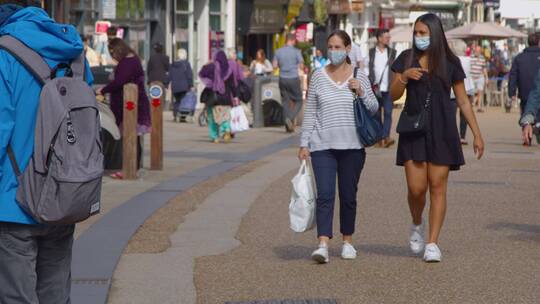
[108,151,298,304]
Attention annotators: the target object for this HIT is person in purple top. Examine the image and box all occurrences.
[97,38,151,178]
[199,50,239,143]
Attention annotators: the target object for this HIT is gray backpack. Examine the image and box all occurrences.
[1,35,103,225]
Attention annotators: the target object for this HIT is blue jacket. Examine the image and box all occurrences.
[167,60,193,94]
[0,6,93,225]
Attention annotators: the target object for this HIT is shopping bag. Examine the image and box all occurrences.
[289,160,316,233]
[230,105,250,133]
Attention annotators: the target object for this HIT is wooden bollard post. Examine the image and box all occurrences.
[122,83,138,180]
[149,81,164,170]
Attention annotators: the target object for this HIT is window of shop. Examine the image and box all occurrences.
[175,0,192,60]
[116,0,145,19]
[210,0,227,31]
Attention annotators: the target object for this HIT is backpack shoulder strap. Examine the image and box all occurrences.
[0,35,51,85]
[71,52,86,81]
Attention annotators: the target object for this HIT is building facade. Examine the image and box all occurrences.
[43,0,236,73]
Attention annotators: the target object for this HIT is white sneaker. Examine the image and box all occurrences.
[423,243,442,263]
[311,245,329,264]
[409,222,425,254]
[341,242,357,260]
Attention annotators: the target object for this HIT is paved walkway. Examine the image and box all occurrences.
[193,110,540,304]
[70,113,296,303]
[76,109,540,303]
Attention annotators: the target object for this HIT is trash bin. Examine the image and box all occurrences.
[252,75,283,127]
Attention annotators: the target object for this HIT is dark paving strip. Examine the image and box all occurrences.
[511,169,540,173]
[491,150,535,155]
[450,180,509,186]
[71,136,298,304]
[226,300,338,304]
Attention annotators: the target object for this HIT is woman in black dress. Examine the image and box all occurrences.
[390,13,484,262]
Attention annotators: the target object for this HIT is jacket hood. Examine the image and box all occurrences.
[0,6,83,61]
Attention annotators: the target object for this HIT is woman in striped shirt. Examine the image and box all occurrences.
[299,30,379,264]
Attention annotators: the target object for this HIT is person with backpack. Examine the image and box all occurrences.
[97,38,151,179]
[299,30,379,264]
[168,48,194,122]
[0,1,99,303]
[368,29,397,148]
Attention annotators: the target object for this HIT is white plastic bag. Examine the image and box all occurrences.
[289,160,316,232]
[230,105,250,133]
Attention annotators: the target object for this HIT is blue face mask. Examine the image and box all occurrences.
[328,50,347,65]
[415,36,430,51]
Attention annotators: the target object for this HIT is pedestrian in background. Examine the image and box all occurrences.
[299,30,379,264]
[449,40,475,145]
[82,34,101,67]
[520,68,540,145]
[390,13,484,263]
[509,33,540,115]
[199,50,238,143]
[471,45,488,112]
[349,39,368,74]
[313,48,328,71]
[250,49,273,76]
[368,29,397,148]
[97,38,152,179]
[168,48,193,122]
[273,33,304,133]
[147,42,170,109]
[147,42,170,85]
[0,1,94,302]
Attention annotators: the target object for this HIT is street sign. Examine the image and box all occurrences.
[149,85,163,99]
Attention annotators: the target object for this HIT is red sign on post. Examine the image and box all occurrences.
[126,101,135,111]
[151,98,161,108]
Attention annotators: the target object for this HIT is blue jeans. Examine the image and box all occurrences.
[377,92,393,138]
[311,149,366,238]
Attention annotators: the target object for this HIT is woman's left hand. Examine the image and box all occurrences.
[348,78,364,96]
[473,135,485,160]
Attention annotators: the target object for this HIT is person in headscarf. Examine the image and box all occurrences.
[199,50,238,143]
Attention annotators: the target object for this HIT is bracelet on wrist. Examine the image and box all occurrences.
[399,75,408,85]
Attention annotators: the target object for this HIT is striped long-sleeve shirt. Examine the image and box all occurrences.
[300,68,379,151]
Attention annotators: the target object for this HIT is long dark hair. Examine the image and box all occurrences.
[108,38,136,62]
[409,13,460,90]
[327,30,352,64]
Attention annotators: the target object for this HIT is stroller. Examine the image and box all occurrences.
[173,91,197,122]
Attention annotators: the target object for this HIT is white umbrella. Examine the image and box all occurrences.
[390,26,413,43]
[446,22,527,40]
[98,102,121,140]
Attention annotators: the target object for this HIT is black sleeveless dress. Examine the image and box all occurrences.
[391,49,466,171]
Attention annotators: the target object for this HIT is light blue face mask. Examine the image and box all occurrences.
[328,50,347,65]
[415,36,430,51]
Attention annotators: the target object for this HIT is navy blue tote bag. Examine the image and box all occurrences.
[352,68,383,147]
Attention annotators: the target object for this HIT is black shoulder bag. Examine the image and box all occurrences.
[396,79,431,135]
